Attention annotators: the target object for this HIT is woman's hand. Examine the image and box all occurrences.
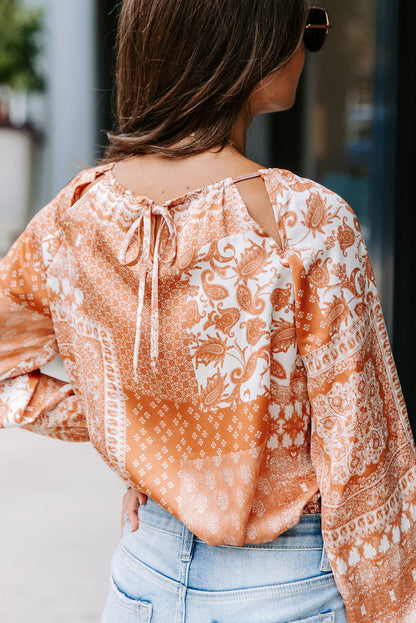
[121,488,148,536]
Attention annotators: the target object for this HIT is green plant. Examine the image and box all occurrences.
[0,0,45,92]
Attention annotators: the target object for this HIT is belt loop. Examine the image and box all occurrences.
[180,524,195,562]
[319,542,333,572]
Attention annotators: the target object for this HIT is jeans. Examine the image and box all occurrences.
[101,498,348,623]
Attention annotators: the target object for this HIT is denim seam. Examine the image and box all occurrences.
[185,573,337,602]
[176,526,195,623]
[194,542,323,551]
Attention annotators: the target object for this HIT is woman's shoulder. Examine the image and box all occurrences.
[9,163,115,263]
[264,167,360,242]
[61,162,114,206]
[264,167,347,206]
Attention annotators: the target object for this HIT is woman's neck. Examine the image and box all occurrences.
[229,106,253,155]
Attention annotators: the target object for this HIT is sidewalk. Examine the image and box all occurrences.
[0,415,124,622]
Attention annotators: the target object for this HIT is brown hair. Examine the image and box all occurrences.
[103,0,308,161]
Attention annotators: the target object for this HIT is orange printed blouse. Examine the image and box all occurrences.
[1,163,416,621]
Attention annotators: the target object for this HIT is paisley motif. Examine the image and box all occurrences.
[201,270,229,301]
[200,372,228,407]
[337,216,356,256]
[308,256,332,289]
[194,336,227,366]
[270,283,292,311]
[270,358,287,379]
[270,320,296,353]
[322,294,349,334]
[178,244,195,270]
[234,243,267,279]
[182,299,204,329]
[301,193,332,236]
[240,318,268,346]
[236,284,265,314]
[203,305,240,335]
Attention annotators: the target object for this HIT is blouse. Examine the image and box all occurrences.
[1,162,415,622]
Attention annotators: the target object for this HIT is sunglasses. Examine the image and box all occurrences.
[303,7,332,53]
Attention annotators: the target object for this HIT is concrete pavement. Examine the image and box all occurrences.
[0,370,126,622]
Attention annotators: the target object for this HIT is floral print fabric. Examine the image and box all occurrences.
[1,162,415,621]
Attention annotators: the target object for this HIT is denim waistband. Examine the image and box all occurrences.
[112,496,338,623]
[138,498,324,549]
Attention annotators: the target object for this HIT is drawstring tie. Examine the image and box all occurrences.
[118,204,177,378]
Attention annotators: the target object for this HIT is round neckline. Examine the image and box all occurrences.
[105,161,273,208]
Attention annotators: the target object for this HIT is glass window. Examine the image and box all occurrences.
[300,0,398,332]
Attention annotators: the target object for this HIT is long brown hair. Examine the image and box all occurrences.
[103,0,308,161]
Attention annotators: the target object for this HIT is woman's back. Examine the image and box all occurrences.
[2,155,395,546]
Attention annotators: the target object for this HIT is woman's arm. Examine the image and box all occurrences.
[283,178,416,622]
[0,164,111,440]
[0,200,89,440]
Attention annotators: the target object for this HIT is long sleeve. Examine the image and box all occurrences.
[0,165,110,442]
[284,183,416,621]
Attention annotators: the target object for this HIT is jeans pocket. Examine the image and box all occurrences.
[287,612,335,623]
[101,576,152,623]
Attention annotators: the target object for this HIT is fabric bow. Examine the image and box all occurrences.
[118,204,177,379]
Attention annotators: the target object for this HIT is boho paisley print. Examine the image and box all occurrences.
[1,163,415,622]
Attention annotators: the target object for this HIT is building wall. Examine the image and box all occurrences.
[22,0,97,214]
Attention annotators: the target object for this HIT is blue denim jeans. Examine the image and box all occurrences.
[101,498,347,623]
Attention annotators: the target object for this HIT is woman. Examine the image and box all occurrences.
[0,1,415,621]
